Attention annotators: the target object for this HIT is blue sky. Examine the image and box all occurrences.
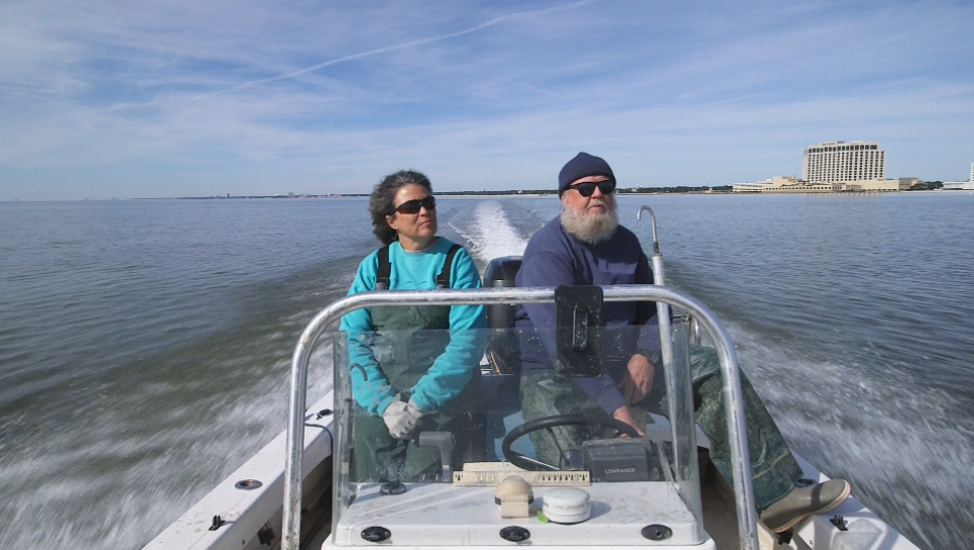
[1,0,972,200]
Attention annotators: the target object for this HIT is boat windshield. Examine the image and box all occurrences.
[328,313,707,547]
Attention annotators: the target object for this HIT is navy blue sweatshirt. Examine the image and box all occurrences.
[514,215,658,415]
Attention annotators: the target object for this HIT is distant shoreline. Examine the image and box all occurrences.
[133,187,736,200]
[6,188,969,202]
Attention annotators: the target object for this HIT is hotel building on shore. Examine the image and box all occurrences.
[803,141,884,182]
[733,141,917,193]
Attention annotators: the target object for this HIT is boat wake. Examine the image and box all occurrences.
[725,318,974,550]
[0,257,350,550]
[446,200,532,267]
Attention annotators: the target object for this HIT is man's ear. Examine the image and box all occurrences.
[386,213,398,231]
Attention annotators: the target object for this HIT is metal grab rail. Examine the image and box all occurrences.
[638,206,683,477]
[282,285,760,550]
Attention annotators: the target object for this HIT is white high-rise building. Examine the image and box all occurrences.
[942,162,974,190]
[802,141,885,183]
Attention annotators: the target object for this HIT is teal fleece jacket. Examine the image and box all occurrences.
[339,238,486,416]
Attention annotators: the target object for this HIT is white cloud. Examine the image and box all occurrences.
[1,0,973,199]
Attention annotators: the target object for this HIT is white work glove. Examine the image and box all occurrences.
[382,396,425,440]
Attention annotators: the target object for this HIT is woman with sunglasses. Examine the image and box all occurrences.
[340,170,486,482]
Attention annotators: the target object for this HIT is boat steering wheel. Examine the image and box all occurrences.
[501,414,642,471]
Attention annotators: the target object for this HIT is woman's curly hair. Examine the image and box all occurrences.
[369,170,433,245]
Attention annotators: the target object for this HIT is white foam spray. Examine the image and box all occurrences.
[449,200,529,264]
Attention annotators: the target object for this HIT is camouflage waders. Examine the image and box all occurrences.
[519,346,802,510]
[354,302,484,482]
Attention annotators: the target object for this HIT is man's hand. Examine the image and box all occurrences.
[620,353,655,404]
[611,405,646,437]
[382,396,425,440]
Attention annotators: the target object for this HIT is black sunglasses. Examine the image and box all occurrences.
[392,195,436,215]
[568,180,616,197]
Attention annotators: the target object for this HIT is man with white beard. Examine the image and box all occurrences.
[513,152,849,534]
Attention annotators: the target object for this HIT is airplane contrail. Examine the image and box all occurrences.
[197,0,602,98]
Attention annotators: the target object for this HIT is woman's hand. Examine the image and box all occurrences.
[382,396,425,439]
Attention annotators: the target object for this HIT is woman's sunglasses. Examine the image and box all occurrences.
[568,180,616,197]
[392,195,436,215]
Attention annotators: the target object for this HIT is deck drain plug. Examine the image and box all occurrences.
[234,479,262,490]
[361,526,391,543]
[499,526,530,542]
[641,524,672,541]
[380,480,407,495]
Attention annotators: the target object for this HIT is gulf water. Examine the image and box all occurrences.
[1,193,972,549]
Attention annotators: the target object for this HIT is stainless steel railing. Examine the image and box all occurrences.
[281,285,760,550]
[638,206,684,476]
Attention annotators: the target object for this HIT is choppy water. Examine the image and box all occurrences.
[1,193,972,549]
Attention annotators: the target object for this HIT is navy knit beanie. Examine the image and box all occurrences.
[558,152,615,196]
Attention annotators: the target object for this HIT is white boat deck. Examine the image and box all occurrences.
[330,480,706,547]
[143,394,924,550]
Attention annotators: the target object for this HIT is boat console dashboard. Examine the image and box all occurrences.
[326,472,711,548]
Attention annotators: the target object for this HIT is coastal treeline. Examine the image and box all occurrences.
[908,181,944,191]
[439,185,734,196]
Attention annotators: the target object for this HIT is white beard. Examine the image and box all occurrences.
[560,199,619,245]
